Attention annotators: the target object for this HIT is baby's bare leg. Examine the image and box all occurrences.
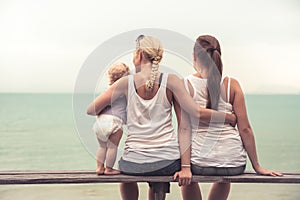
[104,129,123,175]
[96,139,107,175]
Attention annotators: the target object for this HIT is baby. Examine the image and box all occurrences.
[93,62,129,175]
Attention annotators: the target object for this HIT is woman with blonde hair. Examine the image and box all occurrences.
[87,35,236,200]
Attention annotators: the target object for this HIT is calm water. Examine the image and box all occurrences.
[0,93,299,199]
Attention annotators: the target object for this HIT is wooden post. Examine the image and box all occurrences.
[154,191,165,200]
[153,182,167,200]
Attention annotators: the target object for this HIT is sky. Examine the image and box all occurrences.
[0,0,299,94]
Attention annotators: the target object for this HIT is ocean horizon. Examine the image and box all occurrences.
[0,93,299,199]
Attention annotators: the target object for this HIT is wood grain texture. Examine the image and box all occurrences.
[0,171,299,185]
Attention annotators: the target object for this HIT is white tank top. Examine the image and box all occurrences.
[184,75,246,167]
[122,73,180,163]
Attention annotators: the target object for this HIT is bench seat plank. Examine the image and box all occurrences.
[1,171,299,185]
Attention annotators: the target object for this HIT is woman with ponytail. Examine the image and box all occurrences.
[87,35,236,200]
[181,35,282,200]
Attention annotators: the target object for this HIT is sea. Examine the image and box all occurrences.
[0,93,299,200]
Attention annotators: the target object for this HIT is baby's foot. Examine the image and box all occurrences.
[104,167,121,175]
[96,166,105,175]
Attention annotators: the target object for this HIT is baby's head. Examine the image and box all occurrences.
[108,62,130,85]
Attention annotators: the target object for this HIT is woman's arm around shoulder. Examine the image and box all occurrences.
[167,74,236,125]
[231,78,282,176]
[86,76,128,116]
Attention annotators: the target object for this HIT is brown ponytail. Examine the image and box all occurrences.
[194,35,223,110]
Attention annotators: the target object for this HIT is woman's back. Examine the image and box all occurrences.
[185,75,246,167]
[123,73,180,163]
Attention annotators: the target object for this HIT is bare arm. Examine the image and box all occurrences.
[232,78,282,176]
[86,77,128,116]
[173,94,192,186]
[168,74,236,124]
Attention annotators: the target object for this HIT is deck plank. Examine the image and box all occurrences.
[0,171,299,185]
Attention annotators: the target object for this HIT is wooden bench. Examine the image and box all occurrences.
[1,170,299,200]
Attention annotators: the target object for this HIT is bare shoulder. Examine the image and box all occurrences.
[229,77,246,106]
[168,73,181,80]
[221,76,240,90]
[113,76,129,90]
[230,77,242,92]
[167,73,181,89]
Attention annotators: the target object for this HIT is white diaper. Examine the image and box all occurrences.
[93,114,123,142]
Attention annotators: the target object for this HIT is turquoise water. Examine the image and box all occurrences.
[0,94,300,199]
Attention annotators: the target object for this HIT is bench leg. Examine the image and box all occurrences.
[153,182,166,200]
[154,191,165,200]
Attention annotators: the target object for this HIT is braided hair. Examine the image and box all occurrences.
[136,35,164,92]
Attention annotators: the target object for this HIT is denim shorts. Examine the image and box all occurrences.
[191,164,246,176]
[119,158,181,193]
